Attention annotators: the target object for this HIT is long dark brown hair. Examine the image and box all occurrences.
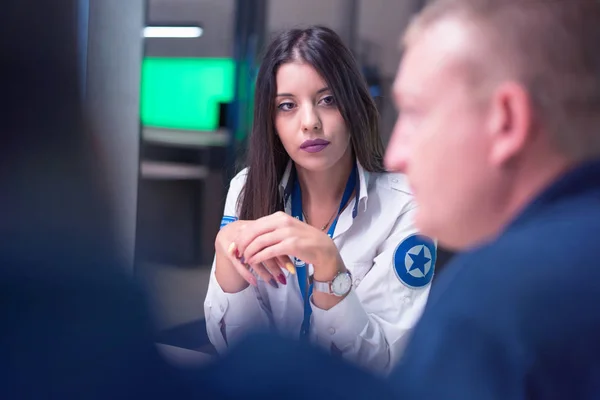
[239,26,385,221]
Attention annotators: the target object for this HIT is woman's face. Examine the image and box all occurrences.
[274,62,351,172]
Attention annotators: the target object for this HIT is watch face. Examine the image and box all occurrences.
[332,272,352,296]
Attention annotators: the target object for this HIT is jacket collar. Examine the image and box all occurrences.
[508,159,600,230]
[279,159,370,218]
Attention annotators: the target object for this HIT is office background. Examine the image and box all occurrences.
[79,0,450,353]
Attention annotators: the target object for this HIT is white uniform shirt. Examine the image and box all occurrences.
[204,160,437,374]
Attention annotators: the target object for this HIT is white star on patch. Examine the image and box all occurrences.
[404,245,433,278]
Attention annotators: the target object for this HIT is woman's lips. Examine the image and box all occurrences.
[300,139,330,153]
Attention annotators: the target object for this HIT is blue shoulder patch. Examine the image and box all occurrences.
[393,234,436,288]
[220,215,238,229]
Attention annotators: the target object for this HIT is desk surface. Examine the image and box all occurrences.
[156,343,213,367]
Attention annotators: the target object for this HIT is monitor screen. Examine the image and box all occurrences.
[140,57,235,131]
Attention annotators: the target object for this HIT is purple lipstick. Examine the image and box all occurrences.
[300,138,330,153]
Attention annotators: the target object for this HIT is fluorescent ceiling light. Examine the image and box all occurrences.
[144,26,203,38]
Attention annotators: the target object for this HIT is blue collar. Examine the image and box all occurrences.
[279,160,369,218]
[508,159,600,231]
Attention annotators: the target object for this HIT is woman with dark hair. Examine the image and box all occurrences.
[204,26,436,373]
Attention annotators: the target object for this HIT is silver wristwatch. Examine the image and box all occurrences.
[312,270,353,297]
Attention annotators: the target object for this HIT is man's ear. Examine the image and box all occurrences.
[487,82,534,167]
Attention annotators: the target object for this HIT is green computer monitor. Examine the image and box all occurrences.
[140,57,235,131]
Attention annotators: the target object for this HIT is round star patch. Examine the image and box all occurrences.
[393,234,436,288]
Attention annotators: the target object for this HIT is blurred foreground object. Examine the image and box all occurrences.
[385,0,600,398]
[0,1,396,399]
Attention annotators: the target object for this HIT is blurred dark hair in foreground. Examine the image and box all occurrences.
[0,2,396,399]
[0,1,194,398]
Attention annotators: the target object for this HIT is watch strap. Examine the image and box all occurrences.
[312,270,352,296]
[312,279,332,294]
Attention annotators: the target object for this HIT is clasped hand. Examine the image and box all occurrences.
[216,212,340,290]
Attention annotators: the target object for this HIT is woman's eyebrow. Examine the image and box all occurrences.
[276,87,330,97]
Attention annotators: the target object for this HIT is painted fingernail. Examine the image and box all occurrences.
[227,242,236,256]
[285,262,296,275]
[268,278,279,289]
[240,256,246,264]
[277,274,287,285]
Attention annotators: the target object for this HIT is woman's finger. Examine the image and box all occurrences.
[263,258,287,286]
[248,262,279,289]
[242,229,290,264]
[247,241,293,266]
[228,241,278,288]
[227,242,240,258]
[228,253,258,287]
[235,212,296,255]
[276,255,296,275]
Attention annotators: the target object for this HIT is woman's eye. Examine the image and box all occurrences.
[319,95,336,106]
[277,102,295,111]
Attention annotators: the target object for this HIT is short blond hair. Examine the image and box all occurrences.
[404,0,600,160]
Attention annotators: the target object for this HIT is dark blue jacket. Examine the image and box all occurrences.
[389,160,600,399]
